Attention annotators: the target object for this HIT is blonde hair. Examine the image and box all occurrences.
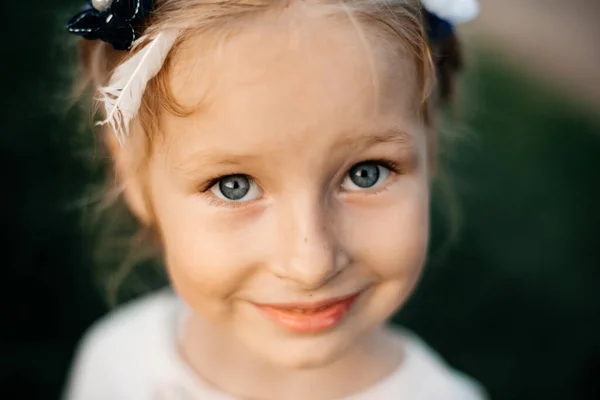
[76,0,462,304]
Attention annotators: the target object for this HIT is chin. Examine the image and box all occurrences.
[245,330,356,370]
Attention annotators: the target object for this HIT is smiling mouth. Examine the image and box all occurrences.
[253,292,362,333]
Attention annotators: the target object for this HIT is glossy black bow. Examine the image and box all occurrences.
[66,0,155,51]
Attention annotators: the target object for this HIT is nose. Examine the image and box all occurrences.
[271,197,350,290]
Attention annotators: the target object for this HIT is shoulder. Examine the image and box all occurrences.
[74,288,179,360]
[377,327,488,400]
[63,289,181,400]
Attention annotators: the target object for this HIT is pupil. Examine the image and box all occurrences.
[350,163,379,188]
[219,175,250,200]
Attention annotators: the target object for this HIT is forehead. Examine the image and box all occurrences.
[163,5,422,158]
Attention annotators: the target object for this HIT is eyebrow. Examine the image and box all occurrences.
[177,153,256,175]
[336,128,414,149]
[176,127,414,174]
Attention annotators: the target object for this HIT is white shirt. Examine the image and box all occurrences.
[63,289,487,400]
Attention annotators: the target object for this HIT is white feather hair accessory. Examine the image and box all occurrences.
[96,30,180,146]
[421,0,480,24]
[95,0,479,145]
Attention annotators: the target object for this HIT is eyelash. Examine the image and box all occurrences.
[197,158,403,205]
[341,158,402,196]
[207,196,250,209]
[198,176,233,193]
[366,158,402,175]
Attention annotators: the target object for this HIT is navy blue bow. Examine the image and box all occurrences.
[66,0,154,51]
[425,10,454,41]
[67,1,451,51]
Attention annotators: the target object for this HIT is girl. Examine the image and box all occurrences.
[64,0,486,398]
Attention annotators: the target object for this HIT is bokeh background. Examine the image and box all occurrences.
[2,0,599,399]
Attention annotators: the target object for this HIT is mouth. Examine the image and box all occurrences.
[252,292,363,333]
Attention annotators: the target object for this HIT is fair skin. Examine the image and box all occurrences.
[119,4,430,400]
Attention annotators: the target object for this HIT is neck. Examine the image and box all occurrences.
[179,314,404,400]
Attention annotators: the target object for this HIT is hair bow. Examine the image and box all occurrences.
[66,0,155,50]
[66,0,479,146]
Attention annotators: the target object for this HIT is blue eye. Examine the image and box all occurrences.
[210,175,261,202]
[342,162,391,190]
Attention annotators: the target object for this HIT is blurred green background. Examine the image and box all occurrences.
[2,1,599,399]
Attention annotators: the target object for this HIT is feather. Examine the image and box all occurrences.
[96,30,180,145]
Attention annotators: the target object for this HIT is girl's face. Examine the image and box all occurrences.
[129,11,429,368]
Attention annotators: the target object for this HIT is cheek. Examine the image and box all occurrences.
[150,186,262,321]
[345,177,429,280]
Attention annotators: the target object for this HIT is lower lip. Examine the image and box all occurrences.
[254,294,361,333]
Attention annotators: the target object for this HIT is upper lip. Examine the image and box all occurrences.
[253,291,362,310]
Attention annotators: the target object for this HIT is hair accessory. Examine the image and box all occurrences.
[70,0,479,145]
[66,0,155,51]
[91,0,114,12]
[424,10,454,40]
[421,0,479,25]
[421,0,479,39]
[96,31,181,145]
